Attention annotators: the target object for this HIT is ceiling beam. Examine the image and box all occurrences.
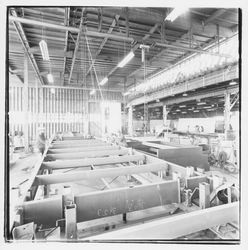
[68,8,85,85]
[162,85,238,106]
[203,8,227,26]
[84,14,120,78]
[9,15,134,43]
[9,66,23,83]
[9,9,45,85]
[155,42,233,58]
[62,7,70,85]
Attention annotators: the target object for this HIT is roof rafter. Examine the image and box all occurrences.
[84,14,120,79]
[9,9,45,85]
[62,7,70,85]
[68,8,85,85]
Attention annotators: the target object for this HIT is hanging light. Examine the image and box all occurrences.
[99,77,108,86]
[47,73,54,83]
[182,93,188,97]
[90,89,96,95]
[229,81,238,85]
[39,40,50,61]
[197,102,206,105]
[179,105,186,108]
[117,51,135,68]
[165,8,188,22]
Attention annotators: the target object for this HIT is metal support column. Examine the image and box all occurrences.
[65,204,77,240]
[163,105,168,127]
[199,182,210,209]
[224,91,231,140]
[24,53,29,152]
[144,103,149,133]
[84,101,89,135]
[128,105,133,136]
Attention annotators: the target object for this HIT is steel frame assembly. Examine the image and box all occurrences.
[10,134,239,241]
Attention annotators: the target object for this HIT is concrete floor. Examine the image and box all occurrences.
[9,152,41,230]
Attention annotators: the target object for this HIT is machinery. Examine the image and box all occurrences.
[9,133,239,241]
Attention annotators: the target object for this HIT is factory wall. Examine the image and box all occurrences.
[8,84,122,142]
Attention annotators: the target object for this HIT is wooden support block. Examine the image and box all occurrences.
[65,204,77,240]
[199,182,210,209]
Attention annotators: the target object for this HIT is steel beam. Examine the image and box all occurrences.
[46,149,129,160]
[42,154,145,170]
[34,162,168,186]
[51,139,103,144]
[48,145,119,154]
[85,14,120,77]
[62,7,70,85]
[204,9,227,26]
[75,180,180,222]
[9,15,134,42]
[85,202,239,239]
[68,8,85,85]
[9,10,45,85]
[50,142,112,149]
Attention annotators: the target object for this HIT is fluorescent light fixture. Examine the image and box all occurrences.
[176,109,180,112]
[39,40,50,61]
[182,111,187,114]
[172,113,177,114]
[229,81,238,85]
[182,93,188,96]
[117,51,135,68]
[99,77,108,86]
[197,102,206,105]
[179,105,186,108]
[203,106,212,109]
[165,8,188,22]
[90,89,96,95]
[193,110,200,113]
[123,91,130,96]
[47,73,54,83]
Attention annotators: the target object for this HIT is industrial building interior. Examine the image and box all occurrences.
[6,6,240,242]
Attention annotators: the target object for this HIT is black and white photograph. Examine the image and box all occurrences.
[1,0,247,246]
